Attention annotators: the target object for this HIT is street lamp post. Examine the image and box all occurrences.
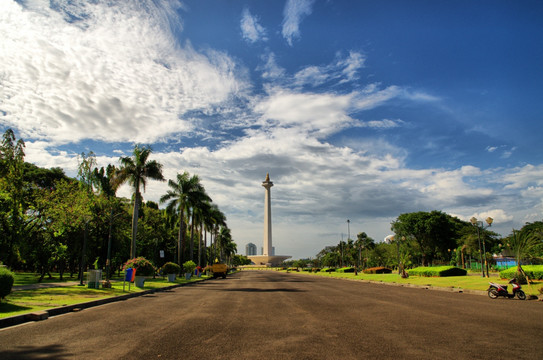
[470,216,493,278]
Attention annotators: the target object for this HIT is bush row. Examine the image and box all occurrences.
[500,265,543,280]
[408,266,467,277]
[336,267,356,273]
[363,267,392,274]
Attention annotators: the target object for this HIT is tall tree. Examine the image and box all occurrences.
[160,172,201,265]
[92,165,121,281]
[187,179,211,262]
[0,129,26,267]
[207,204,226,265]
[116,145,164,259]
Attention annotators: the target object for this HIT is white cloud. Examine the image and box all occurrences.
[486,146,498,153]
[293,51,366,88]
[282,0,315,46]
[255,89,354,137]
[258,52,286,81]
[357,119,403,129]
[501,164,543,190]
[240,8,267,43]
[0,0,247,145]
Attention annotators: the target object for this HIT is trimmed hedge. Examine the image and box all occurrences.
[363,267,392,274]
[408,266,467,277]
[336,267,356,273]
[0,267,15,302]
[320,268,336,273]
[500,265,543,281]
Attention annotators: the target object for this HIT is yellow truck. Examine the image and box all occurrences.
[211,263,228,279]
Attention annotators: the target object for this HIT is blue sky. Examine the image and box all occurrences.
[1,0,543,259]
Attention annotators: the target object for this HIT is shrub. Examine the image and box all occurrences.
[161,262,181,275]
[320,268,336,272]
[499,265,543,281]
[408,266,467,277]
[363,267,392,274]
[0,267,15,302]
[183,260,197,274]
[123,257,155,276]
[312,268,321,273]
[337,267,356,273]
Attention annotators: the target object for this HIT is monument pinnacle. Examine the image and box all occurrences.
[262,172,274,256]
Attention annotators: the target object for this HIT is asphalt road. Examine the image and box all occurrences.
[1,271,542,359]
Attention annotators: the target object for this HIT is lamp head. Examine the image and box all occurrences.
[470,217,477,225]
[485,217,493,226]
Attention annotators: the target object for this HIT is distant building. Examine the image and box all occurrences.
[246,242,257,256]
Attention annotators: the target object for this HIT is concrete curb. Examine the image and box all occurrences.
[0,279,209,330]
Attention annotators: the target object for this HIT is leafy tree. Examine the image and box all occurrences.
[232,254,251,266]
[31,180,94,281]
[0,129,26,267]
[391,211,460,266]
[117,145,164,259]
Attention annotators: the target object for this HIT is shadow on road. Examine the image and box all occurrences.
[2,344,71,360]
[221,287,306,292]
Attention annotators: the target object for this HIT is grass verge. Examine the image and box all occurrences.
[289,270,543,296]
[1,276,207,319]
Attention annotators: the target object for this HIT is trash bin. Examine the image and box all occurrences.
[88,270,102,289]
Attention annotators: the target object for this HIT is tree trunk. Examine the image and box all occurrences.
[130,191,140,259]
[189,212,195,262]
[178,207,185,266]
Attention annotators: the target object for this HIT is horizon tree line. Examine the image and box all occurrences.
[304,211,542,271]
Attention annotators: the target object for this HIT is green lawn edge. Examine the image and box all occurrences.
[1,275,208,319]
[277,269,543,296]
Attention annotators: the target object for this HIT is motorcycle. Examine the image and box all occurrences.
[487,278,526,300]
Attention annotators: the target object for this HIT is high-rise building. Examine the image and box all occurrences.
[246,242,257,256]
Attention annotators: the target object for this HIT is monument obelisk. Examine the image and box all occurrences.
[262,173,273,256]
[246,173,291,266]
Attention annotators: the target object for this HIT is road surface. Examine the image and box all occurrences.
[1,271,542,359]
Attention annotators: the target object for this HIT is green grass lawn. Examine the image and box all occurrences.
[291,270,543,296]
[12,272,79,286]
[1,275,208,319]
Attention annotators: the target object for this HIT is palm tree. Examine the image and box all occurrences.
[194,200,211,267]
[216,226,233,263]
[160,172,202,265]
[116,145,164,259]
[92,165,120,281]
[208,205,226,265]
[187,179,211,262]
